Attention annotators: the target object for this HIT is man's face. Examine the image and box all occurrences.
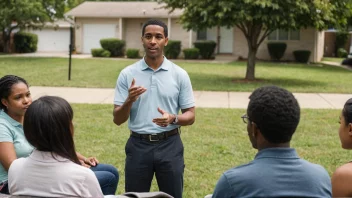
[141,25,168,59]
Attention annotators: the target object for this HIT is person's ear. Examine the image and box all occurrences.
[348,123,352,136]
[165,37,168,46]
[251,122,259,138]
[1,98,8,109]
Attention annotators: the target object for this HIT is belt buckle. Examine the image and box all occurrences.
[149,133,159,142]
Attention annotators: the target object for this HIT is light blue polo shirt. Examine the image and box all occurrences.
[114,57,195,134]
[0,110,33,183]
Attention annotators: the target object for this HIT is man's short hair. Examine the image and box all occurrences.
[247,85,300,143]
[142,19,168,38]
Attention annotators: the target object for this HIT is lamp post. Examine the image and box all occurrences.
[68,26,73,80]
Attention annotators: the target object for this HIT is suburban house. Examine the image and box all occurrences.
[27,20,72,53]
[65,1,324,62]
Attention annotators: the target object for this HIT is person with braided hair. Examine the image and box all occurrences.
[0,75,32,194]
[0,75,118,195]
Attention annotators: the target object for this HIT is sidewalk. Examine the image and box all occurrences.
[30,86,352,109]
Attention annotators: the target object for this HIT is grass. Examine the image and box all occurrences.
[72,105,347,197]
[1,57,352,93]
[322,57,344,63]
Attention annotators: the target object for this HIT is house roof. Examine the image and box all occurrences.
[65,1,183,18]
[44,19,73,28]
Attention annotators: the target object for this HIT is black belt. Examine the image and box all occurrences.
[131,128,180,142]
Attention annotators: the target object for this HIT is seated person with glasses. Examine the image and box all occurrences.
[212,85,331,198]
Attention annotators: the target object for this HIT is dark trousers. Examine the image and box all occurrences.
[125,133,184,198]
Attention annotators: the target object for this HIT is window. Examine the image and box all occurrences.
[197,29,207,40]
[268,29,300,41]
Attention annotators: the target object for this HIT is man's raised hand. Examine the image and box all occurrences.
[127,78,146,103]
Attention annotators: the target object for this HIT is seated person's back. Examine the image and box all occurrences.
[212,86,331,198]
[8,96,103,198]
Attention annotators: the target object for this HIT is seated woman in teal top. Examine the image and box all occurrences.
[0,75,118,195]
[0,75,33,194]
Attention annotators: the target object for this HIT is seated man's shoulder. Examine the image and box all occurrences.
[299,158,330,175]
[222,161,257,180]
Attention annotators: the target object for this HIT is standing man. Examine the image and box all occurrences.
[113,19,195,198]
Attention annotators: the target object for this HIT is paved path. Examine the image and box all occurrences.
[30,86,352,109]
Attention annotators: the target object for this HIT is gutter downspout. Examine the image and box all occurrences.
[314,30,318,63]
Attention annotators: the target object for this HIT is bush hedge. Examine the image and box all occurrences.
[164,40,181,59]
[267,42,287,61]
[183,48,199,59]
[14,32,38,53]
[91,48,111,57]
[193,40,217,59]
[335,31,349,56]
[337,48,348,58]
[126,48,140,59]
[293,50,311,63]
[100,38,125,57]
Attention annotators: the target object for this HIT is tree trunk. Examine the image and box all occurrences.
[245,47,257,80]
[2,30,11,53]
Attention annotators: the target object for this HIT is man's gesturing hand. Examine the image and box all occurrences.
[127,78,146,103]
[152,107,175,127]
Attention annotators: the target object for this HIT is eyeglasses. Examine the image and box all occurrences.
[241,114,250,124]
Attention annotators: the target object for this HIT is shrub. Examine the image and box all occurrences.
[293,50,311,63]
[267,42,287,61]
[14,32,38,53]
[91,48,111,57]
[164,40,181,59]
[183,48,199,59]
[100,38,125,57]
[193,40,217,59]
[337,48,348,58]
[126,48,140,59]
[335,31,349,56]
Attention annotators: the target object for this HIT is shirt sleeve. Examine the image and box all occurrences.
[212,174,233,198]
[82,170,104,198]
[179,71,195,109]
[0,123,14,143]
[114,71,129,106]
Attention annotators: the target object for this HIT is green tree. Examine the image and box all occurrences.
[66,0,156,10]
[0,0,67,53]
[159,0,352,80]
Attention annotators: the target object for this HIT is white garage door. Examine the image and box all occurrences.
[30,28,70,52]
[83,24,116,54]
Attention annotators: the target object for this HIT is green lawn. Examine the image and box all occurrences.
[1,57,352,93]
[73,105,347,197]
[322,57,344,63]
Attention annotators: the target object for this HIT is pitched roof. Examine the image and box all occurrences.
[65,1,183,18]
